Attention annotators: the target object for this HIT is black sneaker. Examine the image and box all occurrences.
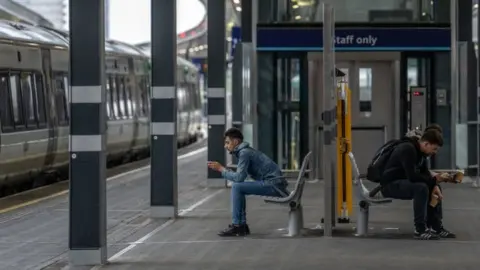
[414,229,440,240]
[218,224,248,237]
[228,223,250,235]
[432,227,456,238]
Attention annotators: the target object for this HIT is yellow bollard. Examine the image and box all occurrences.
[336,81,353,223]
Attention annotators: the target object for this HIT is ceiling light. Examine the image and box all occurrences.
[236,6,242,11]
[292,5,299,9]
[233,0,240,4]
[295,15,301,20]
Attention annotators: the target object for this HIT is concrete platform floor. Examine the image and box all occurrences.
[94,180,480,270]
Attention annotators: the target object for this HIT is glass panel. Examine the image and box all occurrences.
[0,75,13,130]
[110,77,120,119]
[54,77,68,125]
[34,74,46,125]
[285,0,449,23]
[20,73,36,127]
[9,75,24,127]
[106,77,112,119]
[358,67,372,115]
[290,59,300,101]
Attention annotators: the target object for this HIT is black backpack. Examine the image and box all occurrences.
[366,138,411,183]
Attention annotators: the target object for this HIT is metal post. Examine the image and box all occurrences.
[477,0,480,187]
[150,0,178,217]
[322,2,336,237]
[68,0,107,265]
[251,0,259,149]
[450,0,458,169]
[207,0,227,187]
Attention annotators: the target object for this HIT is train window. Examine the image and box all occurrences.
[9,75,25,128]
[34,73,46,126]
[117,76,127,119]
[54,76,69,125]
[139,76,149,116]
[20,73,37,128]
[63,76,70,117]
[358,67,372,115]
[105,78,112,119]
[109,76,120,119]
[125,78,134,118]
[0,75,14,131]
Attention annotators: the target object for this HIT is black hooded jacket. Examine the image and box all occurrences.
[380,137,436,189]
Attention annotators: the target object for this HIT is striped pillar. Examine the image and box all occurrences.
[150,0,178,217]
[68,0,107,265]
[207,0,227,187]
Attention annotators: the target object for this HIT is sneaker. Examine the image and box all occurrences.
[414,229,440,240]
[432,227,456,238]
[218,224,248,237]
[227,223,250,235]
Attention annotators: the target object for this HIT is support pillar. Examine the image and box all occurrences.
[207,0,226,187]
[322,2,336,237]
[68,0,107,265]
[150,0,178,217]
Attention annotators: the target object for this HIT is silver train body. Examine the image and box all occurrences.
[0,21,203,191]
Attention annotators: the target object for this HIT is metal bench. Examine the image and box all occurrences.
[347,152,392,237]
[262,151,313,237]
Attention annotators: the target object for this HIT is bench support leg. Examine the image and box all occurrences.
[287,204,304,237]
[356,201,369,237]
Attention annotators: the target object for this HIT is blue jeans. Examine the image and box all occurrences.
[231,181,288,225]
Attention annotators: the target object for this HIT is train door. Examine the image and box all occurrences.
[309,53,399,175]
[345,61,395,173]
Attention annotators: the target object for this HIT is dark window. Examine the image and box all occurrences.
[54,75,68,125]
[34,73,47,126]
[109,76,120,119]
[0,74,13,131]
[9,75,25,128]
[20,73,37,128]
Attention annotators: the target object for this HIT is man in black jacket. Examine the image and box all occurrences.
[380,130,449,240]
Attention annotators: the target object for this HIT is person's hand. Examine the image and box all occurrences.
[434,172,452,183]
[207,161,225,172]
[433,185,443,200]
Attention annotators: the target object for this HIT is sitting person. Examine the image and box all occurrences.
[405,124,455,238]
[380,129,454,240]
[207,128,289,237]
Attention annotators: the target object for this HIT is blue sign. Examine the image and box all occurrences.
[230,26,241,58]
[256,27,451,52]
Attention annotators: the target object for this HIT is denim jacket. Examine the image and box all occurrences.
[221,142,285,185]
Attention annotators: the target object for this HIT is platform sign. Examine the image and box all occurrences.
[256,27,451,52]
[230,26,241,58]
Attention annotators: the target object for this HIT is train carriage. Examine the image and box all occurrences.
[0,20,203,195]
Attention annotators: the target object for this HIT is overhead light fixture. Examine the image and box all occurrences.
[475,3,479,8]
[233,0,240,4]
[236,6,242,11]
[295,15,301,20]
[292,5,299,9]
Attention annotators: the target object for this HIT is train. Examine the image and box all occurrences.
[0,20,204,196]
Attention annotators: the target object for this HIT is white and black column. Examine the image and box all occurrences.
[68,0,107,265]
[150,0,178,217]
[207,0,226,187]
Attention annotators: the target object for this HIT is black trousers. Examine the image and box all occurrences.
[381,179,443,232]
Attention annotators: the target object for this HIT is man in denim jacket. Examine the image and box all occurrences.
[208,128,289,236]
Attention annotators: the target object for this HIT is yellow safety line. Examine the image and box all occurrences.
[0,190,68,214]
